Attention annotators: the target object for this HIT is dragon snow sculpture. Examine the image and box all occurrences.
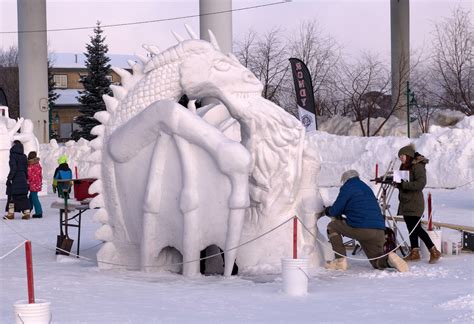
[89,27,326,276]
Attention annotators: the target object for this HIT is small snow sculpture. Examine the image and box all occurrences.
[89,27,325,276]
[0,106,26,197]
[13,119,40,157]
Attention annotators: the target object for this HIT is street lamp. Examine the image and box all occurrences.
[48,104,52,140]
[405,81,417,138]
[49,110,60,140]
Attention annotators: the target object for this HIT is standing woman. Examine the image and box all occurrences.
[3,140,31,220]
[397,144,440,264]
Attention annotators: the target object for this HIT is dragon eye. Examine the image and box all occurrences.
[214,59,231,72]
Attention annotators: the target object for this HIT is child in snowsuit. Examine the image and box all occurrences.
[27,151,43,218]
[52,155,73,198]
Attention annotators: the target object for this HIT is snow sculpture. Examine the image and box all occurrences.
[90,27,325,276]
[0,106,27,197]
[13,118,40,157]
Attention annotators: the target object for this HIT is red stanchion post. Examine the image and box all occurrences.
[428,192,433,231]
[25,240,35,304]
[75,166,78,179]
[293,216,297,259]
[375,163,379,178]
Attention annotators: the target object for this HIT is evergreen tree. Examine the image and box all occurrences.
[73,22,112,141]
[47,59,60,139]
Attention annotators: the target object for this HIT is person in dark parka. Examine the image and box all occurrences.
[397,144,441,264]
[323,170,408,272]
[3,140,31,220]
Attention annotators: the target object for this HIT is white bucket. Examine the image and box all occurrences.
[442,240,462,256]
[14,300,51,324]
[281,258,309,296]
[421,230,442,259]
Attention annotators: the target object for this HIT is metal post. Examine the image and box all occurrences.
[25,240,35,304]
[48,104,52,141]
[293,217,297,259]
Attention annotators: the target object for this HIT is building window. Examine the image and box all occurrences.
[106,75,113,82]
[53,74,68,88]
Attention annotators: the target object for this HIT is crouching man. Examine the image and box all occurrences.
[323,170,408,272]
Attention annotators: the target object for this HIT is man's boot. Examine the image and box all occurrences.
[404,248,421,261]
[21,209,31,220]
[324,257,348,271]
[388,252,409,272]
[429,246,441,264]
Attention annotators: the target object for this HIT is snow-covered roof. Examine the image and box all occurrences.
[50,53,137,69]
[53,89,81,106]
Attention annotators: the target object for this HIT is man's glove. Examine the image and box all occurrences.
[324,206,332,217]
[396,179,406,189]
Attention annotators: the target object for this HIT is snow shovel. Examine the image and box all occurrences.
[57,189,74,255]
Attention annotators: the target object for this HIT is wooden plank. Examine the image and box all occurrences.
[389,216,474,232]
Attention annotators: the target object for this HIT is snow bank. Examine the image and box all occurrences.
[308,115,474,188]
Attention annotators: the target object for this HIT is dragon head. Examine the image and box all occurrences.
[177,40,263,104]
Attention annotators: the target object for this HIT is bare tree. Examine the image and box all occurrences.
[410,62,440,133]
[0,46,20,118]
[235,30,258,70]
[334,53,391,136]
[431,6,473,115]
[288,20,341,117]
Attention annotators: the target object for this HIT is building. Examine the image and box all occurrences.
[50,53,134,141]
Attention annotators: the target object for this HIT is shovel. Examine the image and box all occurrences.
[56,189,74,255]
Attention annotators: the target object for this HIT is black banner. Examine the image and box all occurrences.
[289,58,317,131]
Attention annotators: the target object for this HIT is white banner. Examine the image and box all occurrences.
[298,105,316,132]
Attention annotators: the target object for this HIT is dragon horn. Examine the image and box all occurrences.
[208,30,221,51]
[171,30,184,42]
[142,44,160,55]
[228,53,240,63]
[184,24,198,40]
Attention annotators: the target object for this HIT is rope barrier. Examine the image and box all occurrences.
[1,215,295,269]
[0,240,27,260]
[296,215,424,262]
[0,207,434,267]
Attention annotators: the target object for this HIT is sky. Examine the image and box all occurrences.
[0,0,472,59]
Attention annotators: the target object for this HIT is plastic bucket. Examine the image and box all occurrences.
[421,230,442,259]
[14,300,51,324]
[281,258,309,296]
[442,240,462,256]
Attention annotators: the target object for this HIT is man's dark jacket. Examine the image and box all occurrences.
[328,177,384,230]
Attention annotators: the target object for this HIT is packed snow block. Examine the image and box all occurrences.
[462,231,474,251]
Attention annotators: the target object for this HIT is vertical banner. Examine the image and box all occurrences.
[289,58,317,132]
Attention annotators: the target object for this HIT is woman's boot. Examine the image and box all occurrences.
[3,213,14,220]
[404,248,421,261]
[3,202,15,219]
[21,209,31,220]
[429,246,441,264]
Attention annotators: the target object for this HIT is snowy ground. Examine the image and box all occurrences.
[1,187,473,323]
